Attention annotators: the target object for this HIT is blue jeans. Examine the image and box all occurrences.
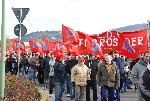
[55,82,65,101]
[123,79,128,92]
[115,89,120,101]
[65,75,74,99]
[101,86,115,101]
[28,67,37,81]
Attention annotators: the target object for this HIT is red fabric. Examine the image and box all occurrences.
[49,41,58,54]
[62,24,77,43]
[90,31,119,54]
[41,37,49,53]
[6,46,12,55]
[56,55,63,61]
[29,40,41,52]
[76,31,90,55]
[11,39,26,53]
[86,35,103,59]
[79,57,84,61]
[71,44,79,55]
[118,29,149,59]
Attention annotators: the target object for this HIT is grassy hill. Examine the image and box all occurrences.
[20,23,148,42]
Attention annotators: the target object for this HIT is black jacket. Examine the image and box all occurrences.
[65,59,78,76]
[54,60,66,83]
[85,59,98,79]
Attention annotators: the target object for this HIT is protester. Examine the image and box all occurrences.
[54,54,66,101]
[42,52,51,89]
[71,56,91,101]
[98,54,120,101]
[48,54,55,97]
[65,53,78,99]
[137,66,150,101]
[9,52,18,75]
[28,53,40,82]
[130,50,150,101]
[123,63,130,92]
[85,55,98,101]
[5,54,11,73]
[37,53,44,86]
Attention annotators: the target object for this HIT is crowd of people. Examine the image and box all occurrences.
[4,50,150,101]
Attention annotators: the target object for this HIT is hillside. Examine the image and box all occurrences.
[13,23,148,42]
[21,30,62,42]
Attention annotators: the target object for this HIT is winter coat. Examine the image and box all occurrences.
[113,57,125,80]
[65,59,78,76]
[85,60,98,79]
[97,61,120,88]
[71,63,91,86]
[54,60,66,83]
[49,58,55,76]
[130,58,147,85]
[42,56,51,80]
[137,68,150,100]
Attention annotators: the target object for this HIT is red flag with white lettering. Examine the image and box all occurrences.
[90,31,119,54]
[118,29,148,59]
[76,31,90,55]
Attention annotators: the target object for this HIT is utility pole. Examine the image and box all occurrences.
[0,0,6,99]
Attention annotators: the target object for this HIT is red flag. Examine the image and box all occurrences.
[29,40,41,52]
[11,39,26,53]
[49,41,58,54]
[43,36,49,43]
[41,37,49,53]
[6,46,13,55]
[62,24,77,43]
[76,31,90,55]
[57,42,66,55]
[118,29,148,59]
[86,36,103,59]
[90,31,119,54]
[71,44,79,55]
[41,42,49,53]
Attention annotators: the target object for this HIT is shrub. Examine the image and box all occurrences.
[4,74,41,101]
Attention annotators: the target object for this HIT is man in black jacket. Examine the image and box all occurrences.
[85,55,98,101]
[54,54,66,101]
[65,54,78,99]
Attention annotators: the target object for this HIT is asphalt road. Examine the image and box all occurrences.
[39,87,138,101]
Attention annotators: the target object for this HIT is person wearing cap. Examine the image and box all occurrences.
[71,56,91,101]
[54,54,66,101]
[28,53,40,82]
[42,52,51,89]
[130,50,150,101]
[98,54,120,101]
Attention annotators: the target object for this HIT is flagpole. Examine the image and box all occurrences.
[0,0,6,98]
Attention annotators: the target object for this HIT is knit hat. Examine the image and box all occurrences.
[56,55,63,61]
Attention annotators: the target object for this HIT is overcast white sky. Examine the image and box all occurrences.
[0,0,150,38]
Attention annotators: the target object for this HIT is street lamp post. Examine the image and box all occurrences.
[0,0,6,99]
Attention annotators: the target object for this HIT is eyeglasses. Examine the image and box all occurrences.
[80,60,84,62]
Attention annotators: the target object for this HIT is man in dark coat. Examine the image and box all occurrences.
[54,54,66,101]
[85,55,98,101]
